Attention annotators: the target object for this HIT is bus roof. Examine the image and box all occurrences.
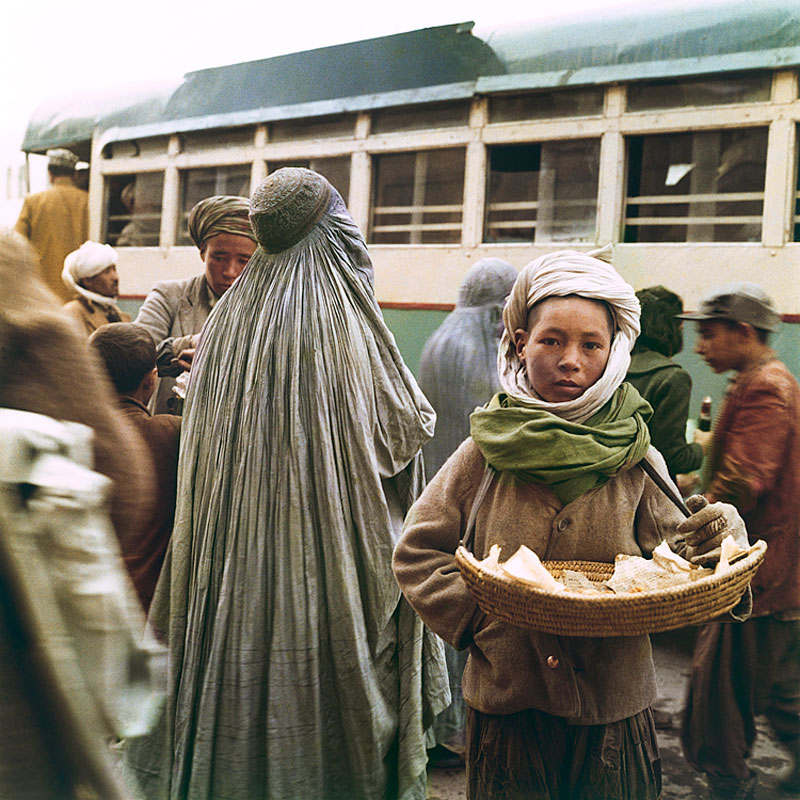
[22,0,800,155]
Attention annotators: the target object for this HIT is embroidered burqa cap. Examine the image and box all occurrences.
[187,195,256,250]
[122,168,447,799]
[249,167,332,253]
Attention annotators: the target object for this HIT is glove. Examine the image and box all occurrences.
[676,495,750,566]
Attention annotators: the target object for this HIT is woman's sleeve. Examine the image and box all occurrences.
[392,442,486,650]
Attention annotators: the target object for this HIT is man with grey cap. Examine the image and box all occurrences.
[679,283,800,799]
[134,195,256,413]
[15,148,88,302]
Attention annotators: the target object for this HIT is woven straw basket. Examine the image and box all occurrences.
[455,539,767,637]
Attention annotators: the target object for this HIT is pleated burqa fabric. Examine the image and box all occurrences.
[417,258,516,752]
[123,172,449,800]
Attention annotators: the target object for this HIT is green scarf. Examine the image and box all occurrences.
[470,384,653,505]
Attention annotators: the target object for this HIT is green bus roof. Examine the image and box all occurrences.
[21,0,800,154]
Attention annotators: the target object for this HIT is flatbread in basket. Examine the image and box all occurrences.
[455,539,767,637]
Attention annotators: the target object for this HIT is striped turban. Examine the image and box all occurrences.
[187,195,256,250]
[498,248,641,422]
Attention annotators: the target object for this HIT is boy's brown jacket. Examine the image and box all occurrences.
[393,439,687,725]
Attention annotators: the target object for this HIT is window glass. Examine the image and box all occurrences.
[267,157,351,205]
[104,172,164,247]
[270,115,355,142]
[627,73,771,112]
[176,165,252,245]
[489,88,604,123]
[625,129,767,243]
[485,140,600,243]
[371,102,470,134]
[370,148,465,244]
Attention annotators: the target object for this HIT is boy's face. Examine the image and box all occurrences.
[514,296,612,403]
[201,233,256,297]
[693,319,746,373]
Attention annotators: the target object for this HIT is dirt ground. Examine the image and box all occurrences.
[427,628,795,800]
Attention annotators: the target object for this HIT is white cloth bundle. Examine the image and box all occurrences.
[498,248,641,422]
[62,241,118,308]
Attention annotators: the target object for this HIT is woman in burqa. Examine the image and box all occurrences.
[123,168,449,800]
[417,257,516,762]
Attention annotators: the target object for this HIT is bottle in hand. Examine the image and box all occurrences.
[698,396,713,432]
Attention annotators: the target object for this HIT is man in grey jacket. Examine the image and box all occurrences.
[135,195,257,413]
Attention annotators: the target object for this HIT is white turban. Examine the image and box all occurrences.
[498,248,640,422]
[62,241,118,308]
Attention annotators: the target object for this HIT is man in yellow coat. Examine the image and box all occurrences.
[15,148,89,302]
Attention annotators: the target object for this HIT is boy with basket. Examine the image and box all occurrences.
[392,250,749,800]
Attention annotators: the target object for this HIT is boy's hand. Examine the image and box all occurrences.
[676,495,749,566]
[693,429,712,452]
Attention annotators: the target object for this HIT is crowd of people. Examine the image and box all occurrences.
[0,150,797,800]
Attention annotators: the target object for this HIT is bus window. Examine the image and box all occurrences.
[484,140,600,244]
[627,73,771,112]
[625,128,767,243]
[369,149,465,245]
[177,165,252,245]
[489,88,604,123]
[105,172,164,247]
[267,157,351,205]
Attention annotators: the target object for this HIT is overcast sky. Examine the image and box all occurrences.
[2,0,735,154]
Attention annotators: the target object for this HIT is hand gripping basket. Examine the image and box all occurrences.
[455,539,767,637]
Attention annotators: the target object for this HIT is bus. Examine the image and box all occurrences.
[18,0,800,412]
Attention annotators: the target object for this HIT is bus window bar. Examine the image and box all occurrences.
[371,223,463,233]
[486,220,598,230]
[372,204,463,215]
[625,215,764,226]
[487,200,597,211]
[627,192,764,205]
[108,212,163,222]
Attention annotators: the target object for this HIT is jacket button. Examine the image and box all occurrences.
[557,518,569,531]
[547,655,560,669]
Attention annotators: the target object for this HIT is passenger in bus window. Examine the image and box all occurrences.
[61,241,131,335]
[134,195,256,414]
[393,250,749,800]
[122,167,448,800]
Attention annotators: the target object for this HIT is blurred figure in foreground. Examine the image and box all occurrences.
[418,256,517,766]
[679,283,800,799]
[626,286,703,487]
[0,230,165,799]
[15,148,88,303]
[134,195,257,414]
[90,323,181,613]
[63,241,131,335]
[123,169,448,799]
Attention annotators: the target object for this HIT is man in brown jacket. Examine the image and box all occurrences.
[15,148,89,302]
[90,323,181,612]
[679,283,800,799]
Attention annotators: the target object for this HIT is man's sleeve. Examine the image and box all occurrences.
[134,285,187,376]
[706,384,789,513]
[15,198,31,239]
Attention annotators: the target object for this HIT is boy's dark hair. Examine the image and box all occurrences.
[634,286,684,357]
[89,323,156,394]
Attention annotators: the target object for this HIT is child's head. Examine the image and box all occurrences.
[498,250,640,421]
[89,323,157,401]
[634,286,684,357]
[514,295,614,403]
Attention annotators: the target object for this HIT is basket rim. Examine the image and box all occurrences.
[455,539,767,606]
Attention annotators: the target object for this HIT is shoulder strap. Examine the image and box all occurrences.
[640,456,691,518]
[460,464,496,553]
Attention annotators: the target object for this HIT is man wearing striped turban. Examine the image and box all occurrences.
[135,195,256,413]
